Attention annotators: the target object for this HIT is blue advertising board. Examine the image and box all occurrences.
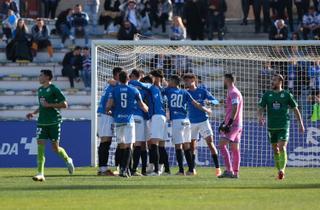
[0,120,91,167]
[1,120,319,168]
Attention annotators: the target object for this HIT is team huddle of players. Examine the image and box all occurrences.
[97,67,244,178]
[28,68,305,182]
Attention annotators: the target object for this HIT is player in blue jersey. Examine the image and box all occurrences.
[96,67,122,176]
[129,69,149,176]
[164,75,212,176]
[106,71,149,178]
[129,70,171,176]
[183,73,222,177]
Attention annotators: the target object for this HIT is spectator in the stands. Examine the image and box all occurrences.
[241,0,253,25]
[56,8,73,48]
[42,0,60,19]
[291,31,301,40]
[31,18,53,62]
[2,9,18,43]
[99,0,121,34]
[68,4,90,46]
[150,54,172,78]
[295,0,310,23]
[120,0,142,30]
[6,19,32,62]
[1,0,19,19]
[62,46,83,89]
[173,0,184,17]
[169,16,186,40]
[183,0,207,40]
[272,0,294,32]
[117,19,138,40]
[81,47,91,89]
[269,19,288,40]
[302,6,320,40]
[156,0,172,33]
[288,59,309,96]
[207,0,227,40]
[308,60,320,90]
[84,0,100,29]
[253,0,270,33]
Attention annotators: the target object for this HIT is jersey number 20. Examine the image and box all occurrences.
[170,94,183,108]
[120,93,127,108]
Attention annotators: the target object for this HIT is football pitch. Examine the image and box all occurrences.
[0,167,319,210]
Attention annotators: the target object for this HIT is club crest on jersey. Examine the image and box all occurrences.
[269,94,273,97]
[46,88,51,92]
[280,93,284,98]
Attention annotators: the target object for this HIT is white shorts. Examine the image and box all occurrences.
[115,123,135,144]
[133,115,146,142]
[97,114,114,137]
[150,114,167,140]
[191,120,214,140]
[171,119,191,145]
[145,119,151,141]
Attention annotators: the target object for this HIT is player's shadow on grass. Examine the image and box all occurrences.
[3,183,320,191]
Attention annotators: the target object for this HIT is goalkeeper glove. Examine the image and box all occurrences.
[219,119,233,133]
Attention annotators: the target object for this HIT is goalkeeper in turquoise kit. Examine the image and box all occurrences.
[26,69,74,182]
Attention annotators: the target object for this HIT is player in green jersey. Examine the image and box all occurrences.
[258,74,305,180]
[26,69,74,182]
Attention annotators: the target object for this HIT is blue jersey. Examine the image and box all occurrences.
[143,90,153,120]
[109,84,142,123]
[129,80,166,117]
[163,87,193,120]
[131,81,148,117]
[187,88,219,123]
[97,85,113,114]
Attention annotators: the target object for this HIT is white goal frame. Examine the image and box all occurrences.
[91,40,320,167]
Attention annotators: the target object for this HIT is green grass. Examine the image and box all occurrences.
[0,167,319,210]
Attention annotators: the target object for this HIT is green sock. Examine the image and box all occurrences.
[279,150,287,172]
[57,147,69,162]
[274,152,280,170]
[37,144,45,175]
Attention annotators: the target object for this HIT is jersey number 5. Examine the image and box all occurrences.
[121,93,127,108]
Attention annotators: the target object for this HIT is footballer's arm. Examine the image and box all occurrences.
[138,100,149,113]
[26,108,39,119]
[257,107,266,125]
[41,101,68,109]
[293,107,305,133]
[106,98,114,115]
[191,100,212,115]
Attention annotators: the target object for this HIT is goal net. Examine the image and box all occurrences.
[91,40,320,168]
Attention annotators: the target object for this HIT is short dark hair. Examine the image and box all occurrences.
[130,69,140,79]
[169,74,181,86]
[119,71,128,83]
[74,46,82,51]
[224,73,235,82]
[140,75,153,84]
[83,46,89,50]
[112,67,123,78]
[40,69,53,80]
[183,73,196,80]
[150,69,164,78]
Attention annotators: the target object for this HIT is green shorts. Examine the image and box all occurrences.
[37,124,61,141]
[268,129,289,144]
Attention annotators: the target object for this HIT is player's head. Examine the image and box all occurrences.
[140,75,154,84]
[168,74,181,87]
[39,69,53,84]
[183,73,197,88]
[224,73,235,89]
[119,71,129,84]
[113,67,123,81]
[272,74,284,90]
[139,70,145,78]
[150,69,164,84]
[129,69,141,80]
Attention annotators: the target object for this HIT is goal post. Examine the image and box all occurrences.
[91,40,320,168]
